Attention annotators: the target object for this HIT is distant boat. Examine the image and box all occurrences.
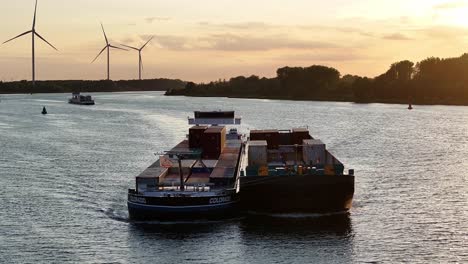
[68,92,95,105]
[41,106,47,115]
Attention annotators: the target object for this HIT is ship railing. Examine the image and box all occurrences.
[135,183,218,193]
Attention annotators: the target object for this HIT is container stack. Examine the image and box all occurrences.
[250,130,280,149]
[201,126,227,159]
[291,128,312,145]
[189,125,208,148]
[302,139,326,166]
[247,140,268,176]
[248,140,268,167]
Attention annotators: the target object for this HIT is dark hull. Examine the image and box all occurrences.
[128,192,239,220]
[239,175,354,214]
[68,101,95,105]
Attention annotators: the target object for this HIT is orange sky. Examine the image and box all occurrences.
[1,0,468,82]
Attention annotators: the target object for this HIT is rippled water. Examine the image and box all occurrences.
[0,92,466,263]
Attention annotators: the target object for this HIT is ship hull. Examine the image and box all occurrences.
[239,175,354,214]
[68,101,95,105]
[128,192,239,220]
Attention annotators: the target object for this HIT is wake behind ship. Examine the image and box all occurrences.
[128,111,243,220]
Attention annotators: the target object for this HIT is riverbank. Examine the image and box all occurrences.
[165,91,468,106]
[165,53,468,106]
[0,79,186,94]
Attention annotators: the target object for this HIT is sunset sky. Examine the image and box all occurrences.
[1,0,468,82]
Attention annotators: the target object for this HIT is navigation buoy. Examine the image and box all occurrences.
[41,106,47,115]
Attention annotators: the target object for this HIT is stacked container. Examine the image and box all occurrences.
[250,130,280,149]
[248,140,268,167]
[200,126,226,159]
[291,128,312,145]
[302,139,326,166]
[189,125,208,148]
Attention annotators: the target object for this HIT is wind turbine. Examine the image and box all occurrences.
[121,36,154,80]
[91,23,127,80]
[2,0,58,88]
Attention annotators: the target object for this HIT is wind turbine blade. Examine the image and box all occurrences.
[140,56,144,71]
[109,45,127,51]
[33,0,38,29]
[35,32,58,51]
[100,23,108,44]
[2,30,32,44]
[91,46,108,63]
[141,36,154,50]
[120,44,139,51]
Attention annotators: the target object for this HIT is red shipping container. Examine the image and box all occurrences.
[201,126,226,159]
[189,126,208,148]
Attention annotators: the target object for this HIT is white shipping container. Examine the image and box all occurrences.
[303,139,326,165]
[248,140,268,166]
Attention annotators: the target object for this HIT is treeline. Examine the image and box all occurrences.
[0,79,186,94]
[166,53,468,105]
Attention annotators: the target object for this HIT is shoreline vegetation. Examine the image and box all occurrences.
[165,53,468,106]
[0,79,186,94]
[2,54,468,106]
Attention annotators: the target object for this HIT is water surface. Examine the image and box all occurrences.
[0,92,466,263]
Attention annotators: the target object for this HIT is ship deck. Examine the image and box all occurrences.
[135,138,242,191]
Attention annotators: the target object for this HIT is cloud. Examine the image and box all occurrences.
[198,21,272,31]
[201,33,338,51]
[153,33,339,51]
[418,25,468,38]
[433,1,468,9]
[145,17,171,24]
[153,35,190,50]
[199,21,376,38]
[382,33,412,40]
[274,52,363,62]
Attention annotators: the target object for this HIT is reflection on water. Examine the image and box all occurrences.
[240,213,352,238]
[0,92,467,263]
[125,214,353,264]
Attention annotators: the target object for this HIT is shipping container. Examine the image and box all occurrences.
[248,140,268,167]
[302,139,326,166]
[217,153,239,168]
[292,128,312,145]
[189,125,208,148]
[200,126,226,159]
[250,129,280,149]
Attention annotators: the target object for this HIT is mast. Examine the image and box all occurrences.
[177,155,184,191]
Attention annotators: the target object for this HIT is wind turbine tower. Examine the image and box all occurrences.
[121,36,154,80]
[2,0,58,88]
[92,23,127,80]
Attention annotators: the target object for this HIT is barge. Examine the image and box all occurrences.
[240,128,354,215]
[128,111,243,220]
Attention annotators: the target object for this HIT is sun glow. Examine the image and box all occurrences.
[439,7,468,27]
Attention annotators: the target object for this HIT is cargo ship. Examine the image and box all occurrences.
[127,111,243,220]
[68,92,95,105]
[239,128,354,215]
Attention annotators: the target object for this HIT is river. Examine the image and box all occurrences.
[0,92,466,263]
